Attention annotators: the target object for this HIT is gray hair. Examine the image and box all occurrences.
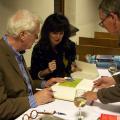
[7,9,40,37]
[99,0,120,17]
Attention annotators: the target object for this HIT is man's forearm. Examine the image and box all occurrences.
[97,85,120,104]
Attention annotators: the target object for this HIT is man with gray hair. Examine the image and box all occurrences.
[0,9,64,119]
[83,0,120,104]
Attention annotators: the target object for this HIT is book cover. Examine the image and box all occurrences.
[99,114,120,120]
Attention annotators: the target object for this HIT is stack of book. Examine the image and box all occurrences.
[96,55,113,62]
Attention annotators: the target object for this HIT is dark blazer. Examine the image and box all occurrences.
[30,39,76,80]
[0,39,34,119]
[97,74,120,104]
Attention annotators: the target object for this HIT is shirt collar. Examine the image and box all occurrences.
[2,35,22,60]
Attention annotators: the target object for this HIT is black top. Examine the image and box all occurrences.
[30,39,76,80]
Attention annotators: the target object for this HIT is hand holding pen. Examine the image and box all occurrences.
[89,86,95,105]
[82,86,97,105]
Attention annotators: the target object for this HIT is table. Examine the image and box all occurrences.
[16,69,120,120]
[16,99,120,120]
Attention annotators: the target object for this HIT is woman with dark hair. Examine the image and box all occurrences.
[30,13,76,83]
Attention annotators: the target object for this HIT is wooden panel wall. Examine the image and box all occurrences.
[76,34,120,61]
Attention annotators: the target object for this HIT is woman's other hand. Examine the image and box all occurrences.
[45,77,65,88]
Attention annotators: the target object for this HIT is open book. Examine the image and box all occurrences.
[52,78,94,101]
[71,60,99,79]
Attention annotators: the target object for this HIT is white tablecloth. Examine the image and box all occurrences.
[16,99,120,120]
[16,69,120,120]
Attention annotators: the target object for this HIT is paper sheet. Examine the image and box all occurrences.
[71,60,99,79]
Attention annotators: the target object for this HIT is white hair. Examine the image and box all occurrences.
[6,9,40,37]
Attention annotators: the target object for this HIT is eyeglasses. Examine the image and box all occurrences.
[99,14,110,27]
[22,110,66,120]
[27,31,39,43]
[22,110,55,120]
[28,32,39,39]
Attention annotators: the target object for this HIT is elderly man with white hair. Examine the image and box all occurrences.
[0,9,64,120]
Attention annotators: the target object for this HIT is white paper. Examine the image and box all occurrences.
[71,60,99,79]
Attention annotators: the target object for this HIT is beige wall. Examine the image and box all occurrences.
[0,0,106,66]
[64,0,105,44]
[0,0,54,67]
[65,0,77,25]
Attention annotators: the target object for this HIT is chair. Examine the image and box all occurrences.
[94,31,119,40]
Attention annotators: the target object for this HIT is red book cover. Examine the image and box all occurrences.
[100,114,120,120]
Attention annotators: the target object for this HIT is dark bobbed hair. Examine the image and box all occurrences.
[38,13,71,46]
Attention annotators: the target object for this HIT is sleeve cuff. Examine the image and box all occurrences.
[112,74,120,84]
[28,95,37,108]
[40,80,47,89]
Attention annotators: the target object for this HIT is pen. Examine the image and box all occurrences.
[56,112,66,115]
[35,88,42,91]
[36,88,56,92]
[91,86,95,92]
[64,76,74,81]
[41,110,67,115]
[89,86,95,106]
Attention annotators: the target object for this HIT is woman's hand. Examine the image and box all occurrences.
[38,60,56,78]
[45,77,65,88]
[48,60,56,72]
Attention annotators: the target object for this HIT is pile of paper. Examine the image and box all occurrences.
[71,60,99,79]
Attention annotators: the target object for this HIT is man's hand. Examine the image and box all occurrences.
[48,60,56,72]
[93,76,116,89]
[45,77,65,88]
[34,88,54,105]
[82,91,97,102]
